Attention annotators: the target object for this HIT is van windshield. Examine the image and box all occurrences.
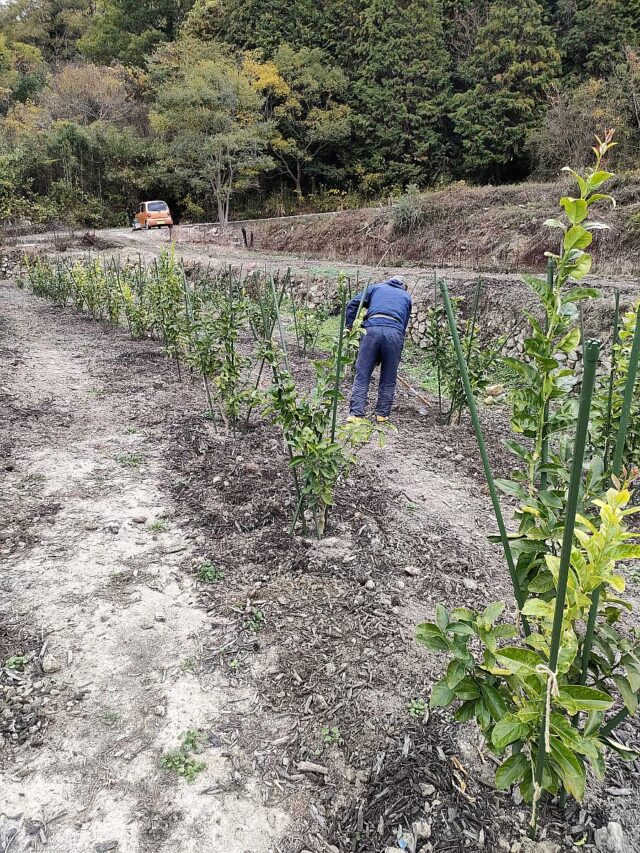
[147,201,169,212]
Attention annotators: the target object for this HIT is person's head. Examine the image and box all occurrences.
[388,275,408,291]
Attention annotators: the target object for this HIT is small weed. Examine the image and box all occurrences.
[321,725,342,746]
[115,452,143,468]
[228,658,240,672]
[88,387,105,399]
[100,708,121,727]
[149,519,169,533]
[22,472,46,487]
[181,656,197,673]
[244,608,265,633]
[404,501,420,513]
[160,729,206,782]
[408,698,426,719]
[124,426,138,434]
[197,560,225,583]
[4,655,26,670]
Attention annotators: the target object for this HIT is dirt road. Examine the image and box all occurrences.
[15,224,640,298]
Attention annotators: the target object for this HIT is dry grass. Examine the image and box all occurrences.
[255,176,640,275]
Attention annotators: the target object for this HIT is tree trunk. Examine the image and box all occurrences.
[295,161,303,201]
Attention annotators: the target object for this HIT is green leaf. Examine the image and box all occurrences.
[556,685,613,714]
[450,607,475,622]
[446,659,466,689]
[454,699,477,722]
[496,648,543,677]
[549,738,586,800]
[430,678,455,709]
[602,736,640,762]
[435,604,449,632]
[586,192,615,208]
[538,489,564,509]
[612,675,638,715]
[454,676,482,701]
[583,710,604,737]
[416,622,449,652]
[495,479,528,499]
[567,252,592,280]
[481,601,505,625]
[480,684,507,721]
[492,716,529,750]
[448,622,476,636]
[560,196,588,225]
[587,170,614,191]
[495,753,529,790]
[564,225,592,252]
[562,286,600,304]
[521,599,554,619]
[544,218,566,230]
[556,327,581,353]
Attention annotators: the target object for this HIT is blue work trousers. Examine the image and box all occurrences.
[349,324,405,417]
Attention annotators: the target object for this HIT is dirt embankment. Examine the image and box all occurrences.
[248,176,640,276]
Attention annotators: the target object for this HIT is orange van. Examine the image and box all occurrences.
[133,200,173,229]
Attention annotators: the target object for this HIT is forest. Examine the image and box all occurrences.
[0,0,638,226]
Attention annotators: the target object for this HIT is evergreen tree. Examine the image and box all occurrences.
[452,0,560,181]
[0,0,90,61]
[354,0,452,188]
[79,0,195,66]
[559,0,640,78]
[185,0,313,55]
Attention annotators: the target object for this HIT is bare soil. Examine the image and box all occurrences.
[1,246,640,853]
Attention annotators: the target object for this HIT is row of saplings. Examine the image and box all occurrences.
[20,135,640,839]
[19,250,387,538]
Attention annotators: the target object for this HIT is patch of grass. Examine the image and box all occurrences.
[197,560,225,583]
[402,341,440,395]
[99,708,121,727]
[22,472,46,487]
[160,729,206,783]
[4,655,26,670]
[408,698,426,719]
[149,519,169,533]
[115,452,143,468]
[316,313,341,352]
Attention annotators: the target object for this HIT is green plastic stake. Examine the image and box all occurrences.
[531,339,600,835]
[611,302,640,477]
[440,281,529,632]
[603,290,621,471]
[540,258,554,492]
[330,287,348,443]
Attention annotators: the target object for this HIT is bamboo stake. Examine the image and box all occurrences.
[530,339,600,837]
[603,290,621,471]
[611,302,640,476]
[540,258,554,491]
[440,281,529,630]
[330,287,348,443]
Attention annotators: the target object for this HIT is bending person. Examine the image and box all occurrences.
[345,275,412,423]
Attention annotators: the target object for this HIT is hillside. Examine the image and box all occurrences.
[249,175,640,276]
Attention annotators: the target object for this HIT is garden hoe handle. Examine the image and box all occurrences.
[398,375,430,409]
